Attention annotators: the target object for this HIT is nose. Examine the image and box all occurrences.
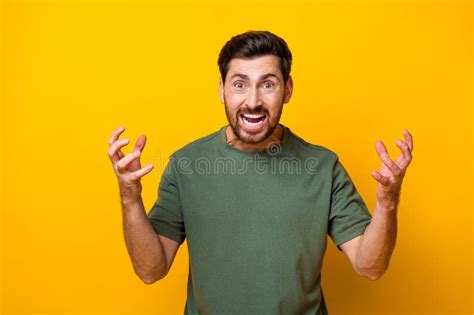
[245,87,263,109]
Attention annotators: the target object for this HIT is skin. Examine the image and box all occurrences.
[219,55,293,152]
[107,127,179,284]
[341,130,414,280]
[108,53,414,282]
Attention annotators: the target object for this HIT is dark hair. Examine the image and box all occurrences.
[217,30,292,85]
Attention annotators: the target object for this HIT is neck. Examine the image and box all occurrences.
[225,124,283,152]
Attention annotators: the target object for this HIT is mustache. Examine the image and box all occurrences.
[238,108,268,116]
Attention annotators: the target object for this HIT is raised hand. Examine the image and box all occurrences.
[371,129,414,210]
[107,126,154,201]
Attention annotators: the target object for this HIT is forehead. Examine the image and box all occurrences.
[226,55,282,80]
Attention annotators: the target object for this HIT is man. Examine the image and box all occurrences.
[107,31,413,314]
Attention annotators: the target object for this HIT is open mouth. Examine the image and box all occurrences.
[239,113,267,132]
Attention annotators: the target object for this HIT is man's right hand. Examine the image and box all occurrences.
[107,126,154,202]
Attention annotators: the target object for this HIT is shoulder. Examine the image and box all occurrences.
[160,128,222,179]
[285,126,339,163]
[170,127,222,159]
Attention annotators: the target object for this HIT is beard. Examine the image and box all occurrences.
[223,96,284,145]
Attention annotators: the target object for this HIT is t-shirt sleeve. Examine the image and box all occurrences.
[147,156,186,245]
[328,157,372,251]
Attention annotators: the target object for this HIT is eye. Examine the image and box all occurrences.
[263,82,275,88]
[233,82,244,89]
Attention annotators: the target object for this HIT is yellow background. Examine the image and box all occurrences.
[1,0,472,314]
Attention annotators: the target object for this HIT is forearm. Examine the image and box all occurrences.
[121,195,167,283]
[355,202,398,280]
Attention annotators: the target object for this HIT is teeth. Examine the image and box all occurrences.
[241,114,266,126]
[243,114,265,118]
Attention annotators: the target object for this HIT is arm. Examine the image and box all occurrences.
[340,202,397,280]
[122,195,180,284]
[108,126,180,284]
[340,129,413,280]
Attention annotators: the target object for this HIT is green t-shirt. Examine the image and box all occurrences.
[147,124,372,315]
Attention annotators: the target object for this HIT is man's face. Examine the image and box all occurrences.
[219,54,293,144]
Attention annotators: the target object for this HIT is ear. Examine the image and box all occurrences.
[283,76,293,104]
[219,78,224,104]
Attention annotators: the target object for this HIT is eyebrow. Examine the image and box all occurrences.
[230,73,280,81]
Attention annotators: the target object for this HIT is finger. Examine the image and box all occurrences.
[133,135,147,154]
[380,154,403,178]
[375,140,389,157]
[396,139,412,168]
[108,126,125,146]
[371,170,391,186]
[375,140,403,178]
[108,138,129,164]
[130,163,154,180]
[116,150,141,173]
[403,129,413,151]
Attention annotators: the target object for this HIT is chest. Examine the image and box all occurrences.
[179,171,331,241]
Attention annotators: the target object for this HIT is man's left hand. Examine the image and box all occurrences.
[371,129,414,211]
